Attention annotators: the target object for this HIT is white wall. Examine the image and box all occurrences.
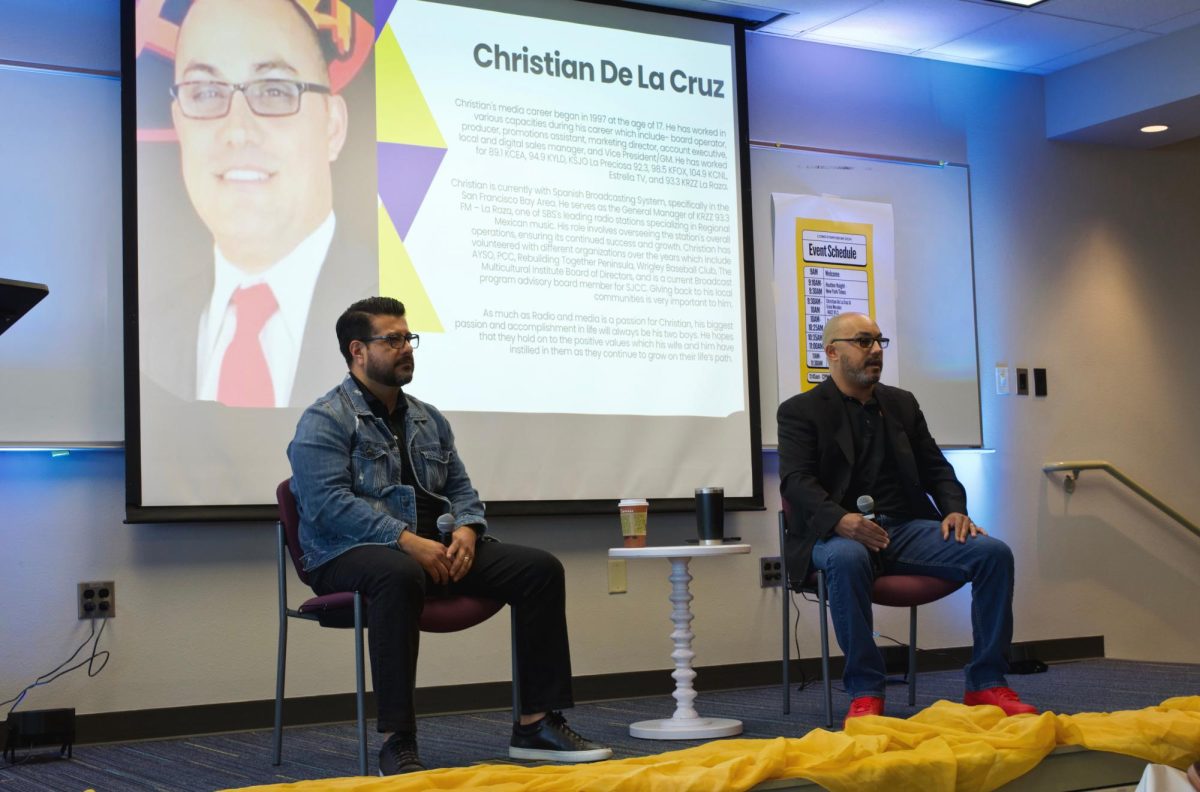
[3,27,1198,720]
[749,36,1200,662]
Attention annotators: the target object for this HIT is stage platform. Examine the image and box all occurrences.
[748,745,1148,791]
[3,659,1196,791]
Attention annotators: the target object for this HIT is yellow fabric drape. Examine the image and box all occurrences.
[235,696,1200,792]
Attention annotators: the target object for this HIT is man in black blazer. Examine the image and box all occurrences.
[778,312,1036,724]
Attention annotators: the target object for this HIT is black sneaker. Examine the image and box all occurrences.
[378,732,425,776]
[509,711,613,763]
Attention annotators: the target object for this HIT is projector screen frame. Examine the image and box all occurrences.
[120,0,764,523]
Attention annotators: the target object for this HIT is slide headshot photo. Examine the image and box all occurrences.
[135,0,379,410]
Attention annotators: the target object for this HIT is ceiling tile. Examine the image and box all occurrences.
[800,31,924,54]
[1030,0,1200,31]
[926,11,1128,69]
[646,0,1200,75]
[801,0,1015,51]
[754,0,882,34]
[1146,7,1200,33]
[1029,30,1157,72]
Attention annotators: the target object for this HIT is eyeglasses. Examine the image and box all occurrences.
[170,79,332,119]
[362,333,420,350]
[830,335,890,350]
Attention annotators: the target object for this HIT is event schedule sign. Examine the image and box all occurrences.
[798,223,875,385]
[772,194,897,400]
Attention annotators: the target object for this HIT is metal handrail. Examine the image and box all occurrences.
[1042,460,1199,540]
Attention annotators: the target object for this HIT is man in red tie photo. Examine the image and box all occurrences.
[152,0,375,407]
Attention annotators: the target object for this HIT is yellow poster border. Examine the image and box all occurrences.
[795,218,876,392]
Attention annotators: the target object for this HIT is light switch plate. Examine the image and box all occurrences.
[995,365,1010,395]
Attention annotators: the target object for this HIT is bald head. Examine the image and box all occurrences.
[823,312,885,398]
[822,312,872,348]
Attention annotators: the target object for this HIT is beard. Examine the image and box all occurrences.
[844,355,882,387]
[365,353,414,387]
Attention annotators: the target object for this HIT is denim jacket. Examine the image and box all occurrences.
[287,375,487,571]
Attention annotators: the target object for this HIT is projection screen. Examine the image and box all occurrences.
[124,0,762,520]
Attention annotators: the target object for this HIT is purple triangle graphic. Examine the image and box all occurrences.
[378,143,446,241]
[375,0,399,40]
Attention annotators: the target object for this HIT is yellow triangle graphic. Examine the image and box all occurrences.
[376,25,445,148]
[379,201,443,332]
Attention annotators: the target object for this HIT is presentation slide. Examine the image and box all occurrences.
[127,0,760,515]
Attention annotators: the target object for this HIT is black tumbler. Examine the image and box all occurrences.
[695,487,725,545]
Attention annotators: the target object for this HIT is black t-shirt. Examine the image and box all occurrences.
[351,375,446,539]
[840,393,910,520]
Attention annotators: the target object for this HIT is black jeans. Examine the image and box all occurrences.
[308,539,575,734]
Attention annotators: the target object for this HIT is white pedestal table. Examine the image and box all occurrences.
[608,543,751,739]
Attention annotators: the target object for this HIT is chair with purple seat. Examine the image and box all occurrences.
[779,508,963,727]
[272,479,517,775]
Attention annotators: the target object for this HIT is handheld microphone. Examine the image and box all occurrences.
[436,513,455,546]
[857,495,882,573]
[856,495,876,521]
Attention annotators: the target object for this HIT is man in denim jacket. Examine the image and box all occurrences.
[288,297,611,775]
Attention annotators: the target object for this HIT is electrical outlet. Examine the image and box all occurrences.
[607,560,627,594]
[78,581,115,619]
[1033,367,1047,397]
[759,556,783,588]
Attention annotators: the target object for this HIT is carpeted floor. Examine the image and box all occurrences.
[1,658,1197,791]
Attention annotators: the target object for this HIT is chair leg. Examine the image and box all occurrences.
[779,512,790,715]
[908,604,918,708]
[782,582,791,715]
[354,592,367,777]
[818,570,832,728]
[510,607,521,728]
[273,613,287,766]
[273,522,288,767]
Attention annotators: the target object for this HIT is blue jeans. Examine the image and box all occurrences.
[810,517,1015,699]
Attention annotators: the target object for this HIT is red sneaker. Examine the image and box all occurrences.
[964,686,1038,716]
[843,696,885,727]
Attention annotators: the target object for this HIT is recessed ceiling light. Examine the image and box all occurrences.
[983,0,1049,6]
[1140,125,1169,133]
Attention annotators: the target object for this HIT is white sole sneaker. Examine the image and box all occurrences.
[508,745,613,763]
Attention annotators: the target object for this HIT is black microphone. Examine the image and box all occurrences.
[436,513,455,547]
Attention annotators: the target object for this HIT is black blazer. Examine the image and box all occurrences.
[776,377,967,584]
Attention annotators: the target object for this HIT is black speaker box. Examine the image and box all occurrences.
[3,708,75,763]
